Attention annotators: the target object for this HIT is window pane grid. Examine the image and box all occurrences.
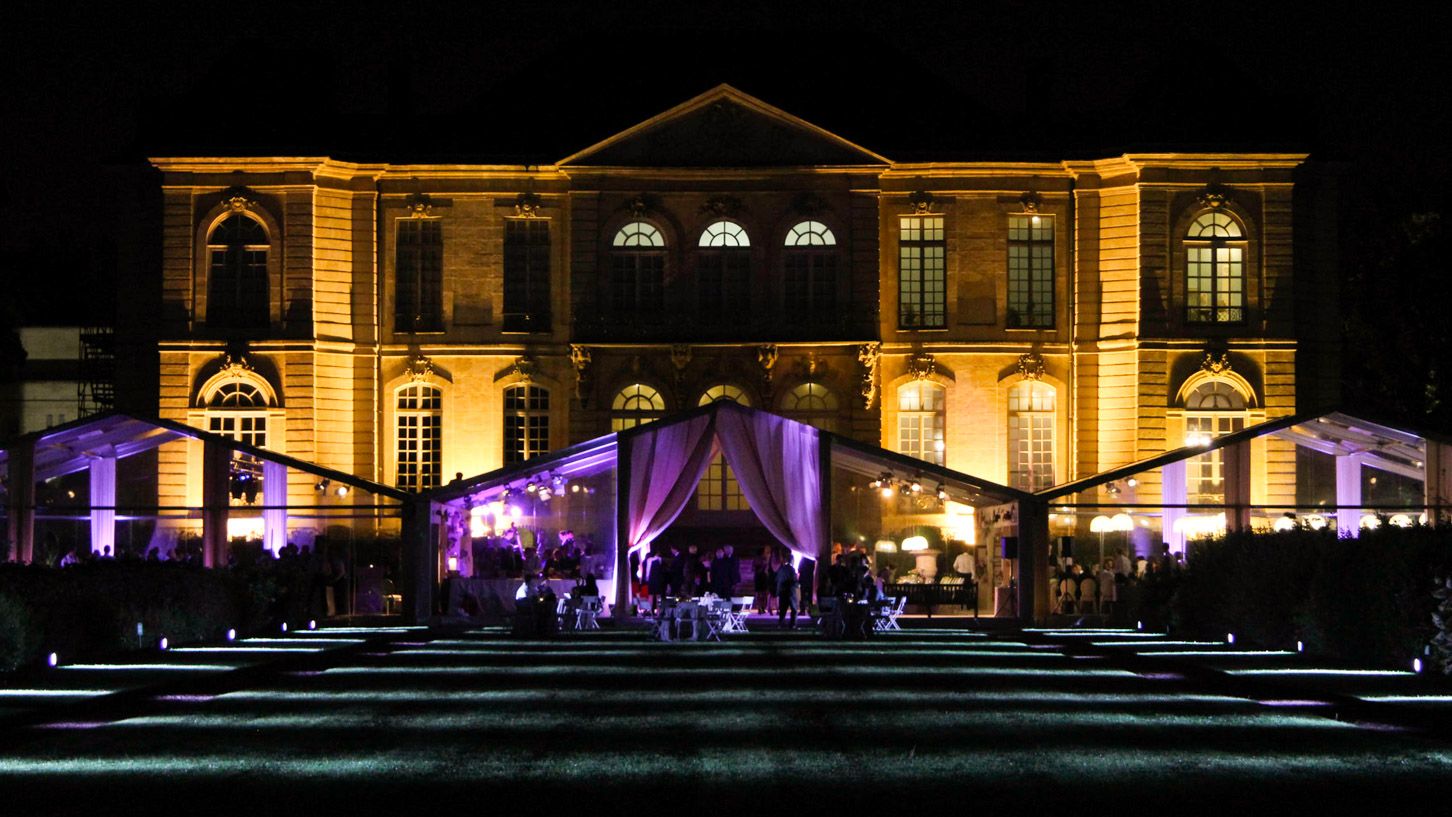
[503,219,551,332]
[899,216,946,329]
[503,385,550,464]
[1007,215,1054,328]
[396,219,444,332]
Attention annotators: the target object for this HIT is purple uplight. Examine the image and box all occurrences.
[1257,699,1333,708]
[1138,672,1186,681]
[153,694,216,703]
[35,721,109,730]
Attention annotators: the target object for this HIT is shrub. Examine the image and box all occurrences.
[1157,524,1452,666]
[0,591,36,671]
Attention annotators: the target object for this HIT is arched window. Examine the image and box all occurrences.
[784,220,838,319]
[1008,381,1055,490]
[206,214,269,329]
[697,220,750,322]
[898,381,946,467]
[396,384,442,492]
[698,384,751,406]
[1185,211,1246,324]
[1184,380,1248,504]
[610,221,665,318]
[612,383,666,431]
[697,385,751,511]
[504,384,550,464]
[780,382,838,432]
[200,376,272,448]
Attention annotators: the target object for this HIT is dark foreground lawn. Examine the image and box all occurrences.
[1,625,1450,814]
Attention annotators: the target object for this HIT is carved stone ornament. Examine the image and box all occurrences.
[670,344,693,377]
[405,192,434,217]
[219,352,253,375]
[628,195,651,219]
[907,190,935,215]
[1019,191,1043,214]
[907,352,937,381]
[792,192,828,215]
[857,342,881,409]
[509,355,539,383]
[405,354,434,382]
[1016,351,1046,381]
[805,352,820,378]
[222,188,257,213]
[700,196,742,219]
[514,192,543,217]
[1200,352,1233,376]
[757,344,779,384]
[569,345,592,404]
[1195,180,1231,210]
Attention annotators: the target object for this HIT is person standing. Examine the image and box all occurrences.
[953,546,976,582]
[775,553,799,629]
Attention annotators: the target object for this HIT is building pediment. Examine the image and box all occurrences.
[559,84,889,168]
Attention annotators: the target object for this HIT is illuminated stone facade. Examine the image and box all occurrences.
[150,86,1322,524]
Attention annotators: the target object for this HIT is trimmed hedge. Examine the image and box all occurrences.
[1140,525,1452,667]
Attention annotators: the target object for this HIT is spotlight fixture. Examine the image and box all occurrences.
[335,485,349,498]
[909,480,922,494]
[1105,482,1122,497]
[936,485,949,501]
[315,479,330,493]
[1126,478,1138,488]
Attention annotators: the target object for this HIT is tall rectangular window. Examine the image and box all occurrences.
[698,251,750,322]
[1186,414,1245,504]
[396,385,442,492]
[503,219,551,332]
[395,219,443,332]
[1008,381,1055,491]
[897,381,946,466]
[503,385,550,464]
[899,216,946,329]
[610,253,665,318]
[1007,214,1054,328]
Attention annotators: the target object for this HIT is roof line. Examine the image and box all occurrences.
[556,83,892,167]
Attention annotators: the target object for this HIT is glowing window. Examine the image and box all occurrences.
[899,215,946,329]
[785,221,837,247]
[785,221,838,318]
[612,221,665,247]
[1008,381,1055,491]
[698,220,750,247]
[503,384,550,464]
[611,222,665,317]
[612,384,666,431]
[696,385,750,511]
[1185,380,1248,504]
[396,384,442,492]
[898,381,946,466]
[1185,212,1246,324]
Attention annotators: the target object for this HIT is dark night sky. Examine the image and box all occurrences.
[2,1,1449,324]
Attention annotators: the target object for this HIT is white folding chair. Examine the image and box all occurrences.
[702,599,729,641]
[575,596,602,630]
[882,595,906,631]
[674,601,700,641]
[727,596,753,633]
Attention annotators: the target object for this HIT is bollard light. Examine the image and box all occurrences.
[1413,658,1423,674]
[281,622,288,633]
[1296,640,1304,653]
[308,620,317,630]
[1227,633,1236,645]
[226,628,237,642]
[159,637,169,651]
[1136,620,1143,631]
[47,652,58,668]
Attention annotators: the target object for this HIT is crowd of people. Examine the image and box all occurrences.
[1054,547,1180,611]
[462,526,602,581]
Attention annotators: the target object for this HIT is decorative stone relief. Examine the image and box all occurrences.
[700,196,742,218]
[218,351,253,375]
[857,342,881,409]
[1016,352,1046,381]
[1200,352,1233,376]
[569,344,592,403]
[1019,191,1043,213]
[756,344,779,384]
[222,187,258,213]
[405,192,434,217]
[1196,180,1231,210]
[509,355,539,383]
[514,192,543,217]
[405,354,434,382]
[907,352,937,381]
[907,190,934,214]
[670,344,693,384]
